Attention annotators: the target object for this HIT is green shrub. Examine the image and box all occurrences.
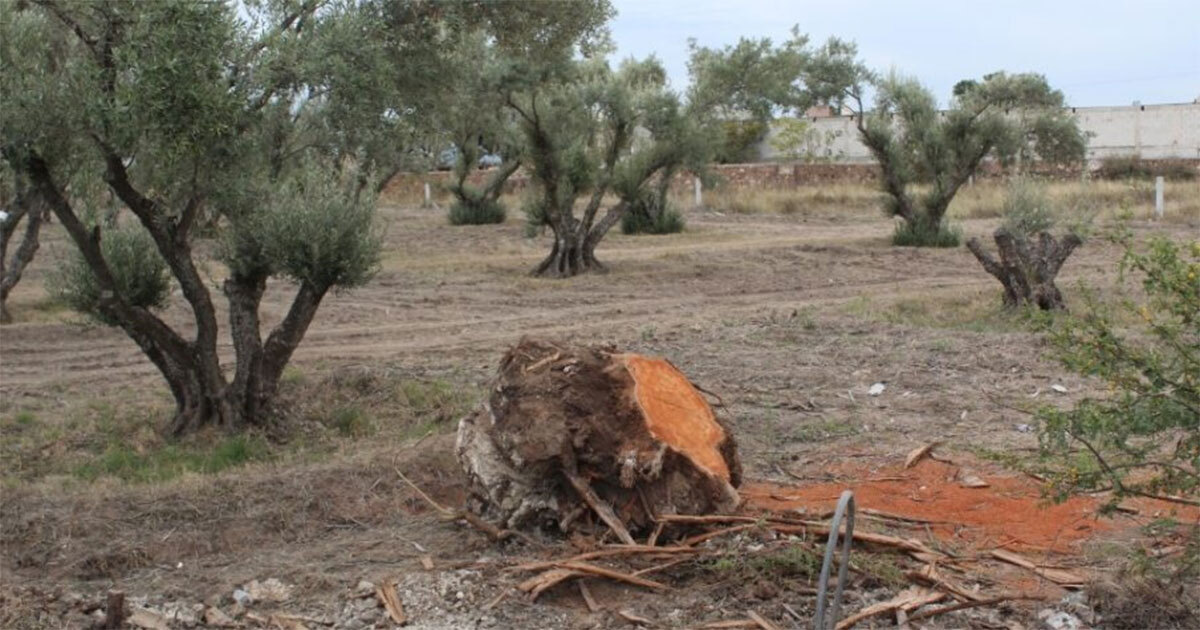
[621,190,685,235]
[448,198,506,225]
[1001,177,1055,236]
[891,219,961,247]
[521,195,551,238]
[1038,236,1198,502]
[49,226,172,325]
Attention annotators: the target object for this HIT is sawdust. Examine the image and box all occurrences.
[743,459,1197,554]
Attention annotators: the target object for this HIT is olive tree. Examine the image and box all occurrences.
[0,0,441,434]
[506,57,706,277]
[805,42,1087,246]
[686,29,812,163]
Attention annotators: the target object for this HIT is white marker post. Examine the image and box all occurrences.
[1154,176,1164,220]
[423,182,432,208]
[693,177,702,208]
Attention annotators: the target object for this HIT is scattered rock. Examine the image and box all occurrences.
[243,578,293,603]
[354,580,376,598]
[203,606,236,627]
[1050,384,1069,394]
[868,382,886,396]
[1038,609,1083,630]
[232,589,251,606]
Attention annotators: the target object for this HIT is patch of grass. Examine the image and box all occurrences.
[704,186,883,220]
[790,418,859,442]
[329,404,374,437]
[846,290,1036,333]
[73,434,271,483]
[280,365,307,387]
[891,220,962,247]
[448,198,507,225]
[706,542,821,581]
[14,410,36,426]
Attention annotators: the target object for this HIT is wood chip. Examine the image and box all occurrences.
[578,580,601,613]
[617,609,654,626]
[420,555,434,570]
[989,549,1088,586]
[904,442,941,469]
[746,609,783,630]
[957,469,990,488]
[695,620,759,629]
[128,608,170,630]
[835,587,945,630]
[374,579,408,625]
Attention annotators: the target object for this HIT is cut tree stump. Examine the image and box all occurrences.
[966,228,1081,311]
[456,338,742,538]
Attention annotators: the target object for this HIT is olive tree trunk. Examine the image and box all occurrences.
[967,228,1082,310]
[0,178,45,324]
[27,152,327,435]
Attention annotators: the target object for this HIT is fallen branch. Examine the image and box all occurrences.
[904,594,1046,623]
[510,545,698,572]
[555,561,669,591]
[989,549,1087,587]
[835,587,945,630]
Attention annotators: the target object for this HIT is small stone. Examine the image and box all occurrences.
[355,580,376,597]
[1038,609,1082,630]
[232,589,251,606]
[204,606,235,627]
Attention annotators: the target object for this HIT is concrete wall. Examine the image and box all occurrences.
[757,101,1200,163]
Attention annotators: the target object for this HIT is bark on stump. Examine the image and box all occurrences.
[456,338,742,541]
[967,228,1082,311]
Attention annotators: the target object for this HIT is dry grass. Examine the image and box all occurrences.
[700,184,885,220]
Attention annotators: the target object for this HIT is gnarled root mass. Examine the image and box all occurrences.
[456,338,742,542]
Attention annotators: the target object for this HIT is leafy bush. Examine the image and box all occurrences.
[621,190,685,235]
[1001,178,1055,236]
[448,198,507,225]
[1038,236,1198,501]
[49,226,172,325]
[891,219,961,247]
[715,120,768,164]
[521,195,551,238]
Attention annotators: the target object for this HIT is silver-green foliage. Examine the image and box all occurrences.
[50,226,171,326]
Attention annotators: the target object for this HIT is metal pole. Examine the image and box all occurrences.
[813,490,855,630]
[424,182,432,208]
[1155,176,1164,220]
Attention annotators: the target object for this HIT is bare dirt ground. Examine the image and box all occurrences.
[1,187,1197,629]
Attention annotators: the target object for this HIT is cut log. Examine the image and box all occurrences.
[456,338,742,538]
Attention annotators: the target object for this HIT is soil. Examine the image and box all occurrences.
[1,199,1196,629]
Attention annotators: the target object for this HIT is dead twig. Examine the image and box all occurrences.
[396,468,540,547]
[578,580,601,612]
[746,610,782,630]
[905,594,1047,623]
[561,452,637,545]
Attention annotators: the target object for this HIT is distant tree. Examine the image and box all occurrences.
[768,118,845,163]
[506,57,705,276]
[439,32,522,225]
[0,0,449,434]
[686,29,813,163]
[805,43,1087,246]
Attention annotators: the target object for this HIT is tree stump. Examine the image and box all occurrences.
[456,338,742,541]
[967,228,1082,310]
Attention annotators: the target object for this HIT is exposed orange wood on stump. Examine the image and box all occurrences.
[619,355,731,482]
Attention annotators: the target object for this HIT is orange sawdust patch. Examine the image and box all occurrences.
[743,459,1114,554]
[619,354,730,481]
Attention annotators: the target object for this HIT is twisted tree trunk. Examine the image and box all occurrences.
[967,228,1082,310]
[0,178,45,324]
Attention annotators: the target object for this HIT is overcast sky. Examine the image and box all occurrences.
[609,0,1200,108]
